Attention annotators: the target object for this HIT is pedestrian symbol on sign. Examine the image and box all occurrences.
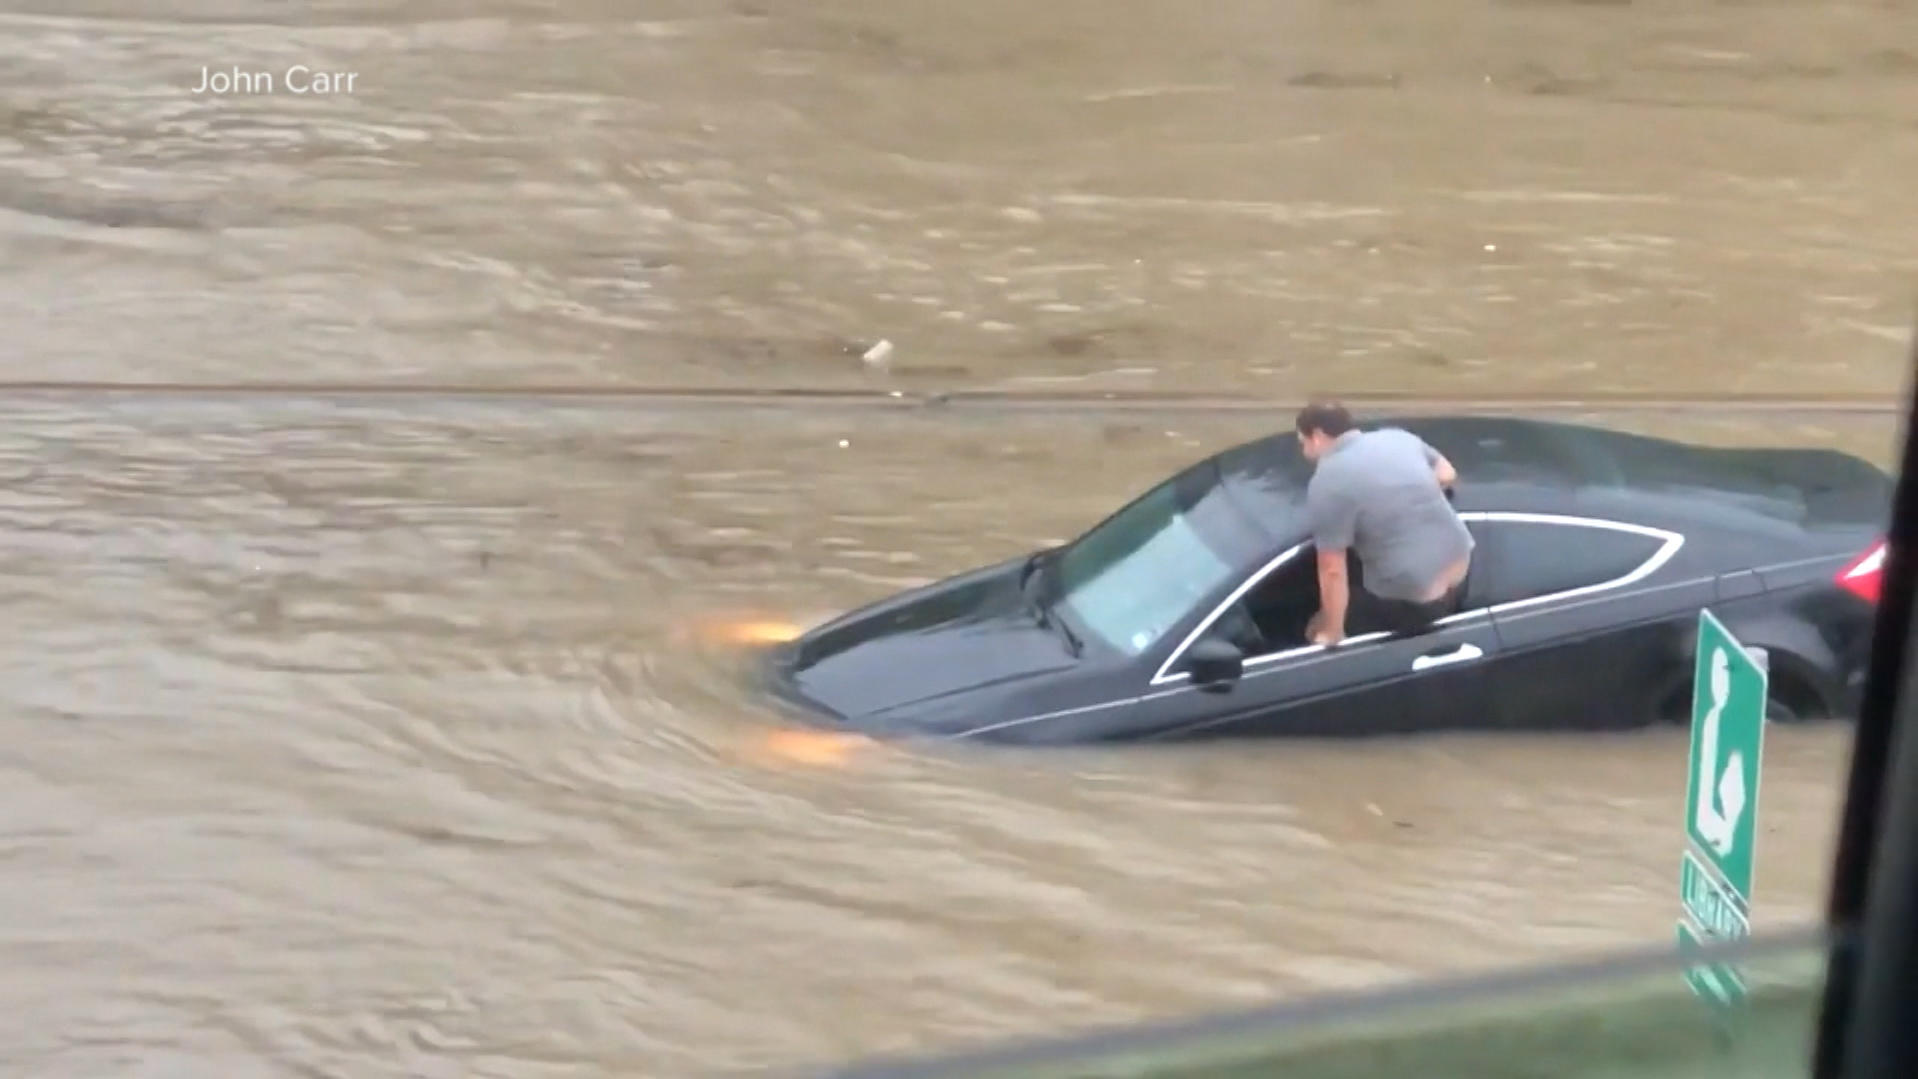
[1693,647,1749,859]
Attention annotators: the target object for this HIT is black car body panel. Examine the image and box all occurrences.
[761,415,1892,743]
[781,553,1074,716]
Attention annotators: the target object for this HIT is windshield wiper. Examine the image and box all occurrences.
[1020,551,1081,655]
[1049,606,1084,655]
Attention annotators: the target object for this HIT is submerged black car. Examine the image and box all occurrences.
[759,415,1892,745]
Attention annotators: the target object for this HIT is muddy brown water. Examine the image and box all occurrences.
[4,2,1918,1076]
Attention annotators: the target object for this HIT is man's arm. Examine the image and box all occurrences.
[1420,439,1457,489]
[1306,482,1358,641]
[1316,546,1350,639]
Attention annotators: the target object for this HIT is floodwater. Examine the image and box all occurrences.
[3,1,1917,1076]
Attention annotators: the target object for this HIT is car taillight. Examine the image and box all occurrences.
[1837,539,1887,604]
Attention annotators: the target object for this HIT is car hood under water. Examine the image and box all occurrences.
[773,556,1081,724]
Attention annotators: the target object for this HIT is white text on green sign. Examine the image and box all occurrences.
[1681,850,1750,939]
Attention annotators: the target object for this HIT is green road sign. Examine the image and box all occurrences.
[1677,920,1748,1007]
[1683,609,1767,907]
[1678,609,1767,1007]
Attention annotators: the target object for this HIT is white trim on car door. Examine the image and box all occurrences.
[949,512,1686,741]
[1150,511,1686,686]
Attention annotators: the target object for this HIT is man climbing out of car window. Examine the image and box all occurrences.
[1295,400,1474,645]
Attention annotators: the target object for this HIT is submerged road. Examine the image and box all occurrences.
[0,380,1907,414]
[4,0,1914,1075]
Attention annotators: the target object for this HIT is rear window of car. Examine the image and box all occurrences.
[1470,519,1668,607]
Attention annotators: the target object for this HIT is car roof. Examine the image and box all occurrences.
[1209,414,1891,554]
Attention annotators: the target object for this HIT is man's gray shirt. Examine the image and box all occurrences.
[1304,427,1474,602]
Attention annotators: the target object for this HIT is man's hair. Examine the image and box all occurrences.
[1295,400,1356,438]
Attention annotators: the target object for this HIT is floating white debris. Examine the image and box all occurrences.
[838,439,850,448]
[862,339,894,367]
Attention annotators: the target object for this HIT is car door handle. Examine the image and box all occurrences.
[1411,643,1484,671]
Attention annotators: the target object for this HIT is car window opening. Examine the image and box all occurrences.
[1173,514,1680,674]
[1204,548,1406,660]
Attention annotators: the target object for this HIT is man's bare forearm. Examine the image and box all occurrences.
[1319,563,1349,632]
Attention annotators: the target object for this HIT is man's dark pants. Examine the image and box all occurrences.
[1348,580,1465,637]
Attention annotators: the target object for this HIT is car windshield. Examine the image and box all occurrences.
[1046,464,1274,656]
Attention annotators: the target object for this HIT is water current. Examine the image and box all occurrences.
[4,1,1917,1075]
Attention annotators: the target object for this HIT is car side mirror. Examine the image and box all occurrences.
[1187,637,1244,690]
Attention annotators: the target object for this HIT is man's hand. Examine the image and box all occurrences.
[1307,610,1346,646]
